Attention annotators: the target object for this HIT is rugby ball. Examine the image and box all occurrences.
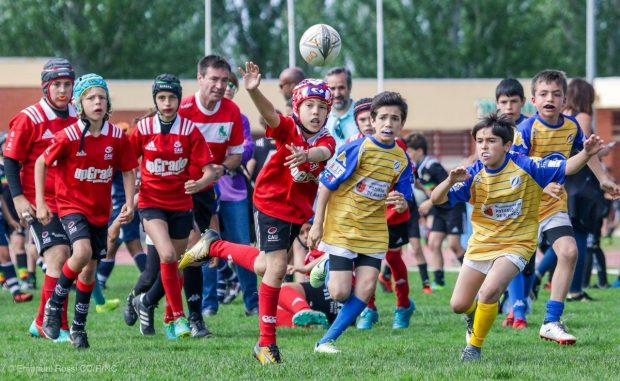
[299,24,341,66]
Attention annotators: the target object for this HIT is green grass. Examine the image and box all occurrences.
[1,266,619,380]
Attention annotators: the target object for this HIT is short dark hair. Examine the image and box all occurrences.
[471,110,515,145]
[495,78,524,101]
[197,54,231,76]
[370,91,408,123]
[326,67,352,89]
[405,133,427,155]
[531,69,567,96]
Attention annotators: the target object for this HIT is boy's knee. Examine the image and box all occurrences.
[451,299,470,314]
[478,286,502,304]
[328,284,351,302]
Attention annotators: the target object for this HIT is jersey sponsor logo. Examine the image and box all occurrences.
[326,160,345,178]
[173,141,183,154]
[261,315,277,324]
[290,166,318,184]
[104,146,113,160]
[481,199,523,221]
[74,166,114,183]
[393,160,402,173]
[510,175,522,189]
[145,141,157,151]
[42,129,54,140]
[145,157,188,176]
[354,177,390,200]
[567,134,575,143]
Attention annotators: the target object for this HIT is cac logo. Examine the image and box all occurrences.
[104,146,113,160]
[42,231,49,238]
[267,227,278,235]
[174,141,183,154]
[105,146,113,153]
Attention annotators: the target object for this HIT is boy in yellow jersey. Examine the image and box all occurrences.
[307,91,412,354]
[432,111,605,361]
[511,70,620,344]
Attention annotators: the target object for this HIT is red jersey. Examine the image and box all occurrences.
[304,249,325,276]
[5,99,78,211]
[178,93,244,184]
[43,121,138,226]
[253,114,336,224]
[131,115,213,211]
[387,138,411,225]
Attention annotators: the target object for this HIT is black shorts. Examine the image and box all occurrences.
[407,201,421,239]
[329,254,382,271]
[542,225,574,246]
[30,213,70,255]
[431,207,465,235]
[254,208,301,253]
[60,213,108,260]
[388,222,409,249]
[139,208,193,240]
[301,282,341,324]
[523,254,536,276]
[192,188,219,231]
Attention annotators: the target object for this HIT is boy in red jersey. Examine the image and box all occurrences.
[177,54,248,323]
[37,74,138,349]
[4,58,77,342]
[180,61,335,364]
[130,74,216,339]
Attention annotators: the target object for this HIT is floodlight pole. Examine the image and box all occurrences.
[586,0,595,84]
[376,0,384,93]
[288,0,296,68]
[205,0,212,55]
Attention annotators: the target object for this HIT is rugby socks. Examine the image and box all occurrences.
[15,253,28,280]
[465,300,477,316]
[318,294,366,345]
[543,300,564,324]
[278,285,312,314]
[507,273,526,320]
[163,302,174,324]
[97,259,115,287]
[418,263,430,286]
[258,282,280,346]
[143,274,165,307]
[73,280,94,332]
[433,270,445,286]
[276,306,293,327]
[1,263,21,296]
[50,262,80,307]
[366,294,377,310]
[183,266,203,316]
[469,301,498,348]
[91,280,106,305]
[160,262,185,319]
[37,274,58,326]
[133,252,147,273]
[386,248,410,308]
[133,245,161,295]
[209,240,259,273]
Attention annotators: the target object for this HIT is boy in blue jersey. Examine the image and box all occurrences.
[512,69,620,344]
[307,91,413,354]
[494,78,534,329]
[432,111,605,361]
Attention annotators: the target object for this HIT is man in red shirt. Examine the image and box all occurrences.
[4,58,77,342]
[178,55,252,323]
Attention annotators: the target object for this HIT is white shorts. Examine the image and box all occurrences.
[538,211,572,237]
[318,241,385,260]
[463,254,527,275]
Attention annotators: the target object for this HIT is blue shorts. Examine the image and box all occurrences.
[0,214,8,246]
[109,208,141,244]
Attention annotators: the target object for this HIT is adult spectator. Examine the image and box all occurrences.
[325,67,358,152]
[278,67,305,102]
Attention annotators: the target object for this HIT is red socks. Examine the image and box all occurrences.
[276,307,293,328]
[160,262,185,319]
[210,241,259,272]
[367,294,377,309]
[258,282,280,346]
[386,248,410,308]
[37,274,57,326]
[278,285,311,314]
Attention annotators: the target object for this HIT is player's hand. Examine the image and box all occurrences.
[600,178,620,200]
[14,195,36,227]
[284,144,308,168]
[118,203,134,225]
[239,61,261,91]
[583,134,605,157]
[208,257,219,268]
[184,179,206,195]
[385,191,407,213]
[8,219,22,233]
[542,182,564,201]
[35,202,53,226]
[307,223,323,250]
[448,166,470,184]
[418,199,433,216]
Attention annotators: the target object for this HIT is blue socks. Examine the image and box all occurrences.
[133,252,147,273]
[544,300,564,323]
[318,294,366,345]
[507,272,526,320]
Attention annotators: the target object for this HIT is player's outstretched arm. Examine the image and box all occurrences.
[431,166,470,205]
[239,61,280,128]
[583,139,620,199]
[566,134,605,176]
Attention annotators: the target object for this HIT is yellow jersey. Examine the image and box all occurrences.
[320,136,412,254]
[448,152,566,261]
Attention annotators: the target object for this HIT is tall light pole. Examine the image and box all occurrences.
[288,0,296,68]
[586,0,596,83]
[205,0,212,55]
[376,0,384,93]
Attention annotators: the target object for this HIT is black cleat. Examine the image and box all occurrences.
[133,294,155,335]
[70,328,90,349]
[189,312,212,338]
[42,300,62,340]
[124,291,138,326]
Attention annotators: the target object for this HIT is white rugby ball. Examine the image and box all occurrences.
[299,24,342,66]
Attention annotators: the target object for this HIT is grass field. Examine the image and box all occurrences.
[1,265,619,380]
